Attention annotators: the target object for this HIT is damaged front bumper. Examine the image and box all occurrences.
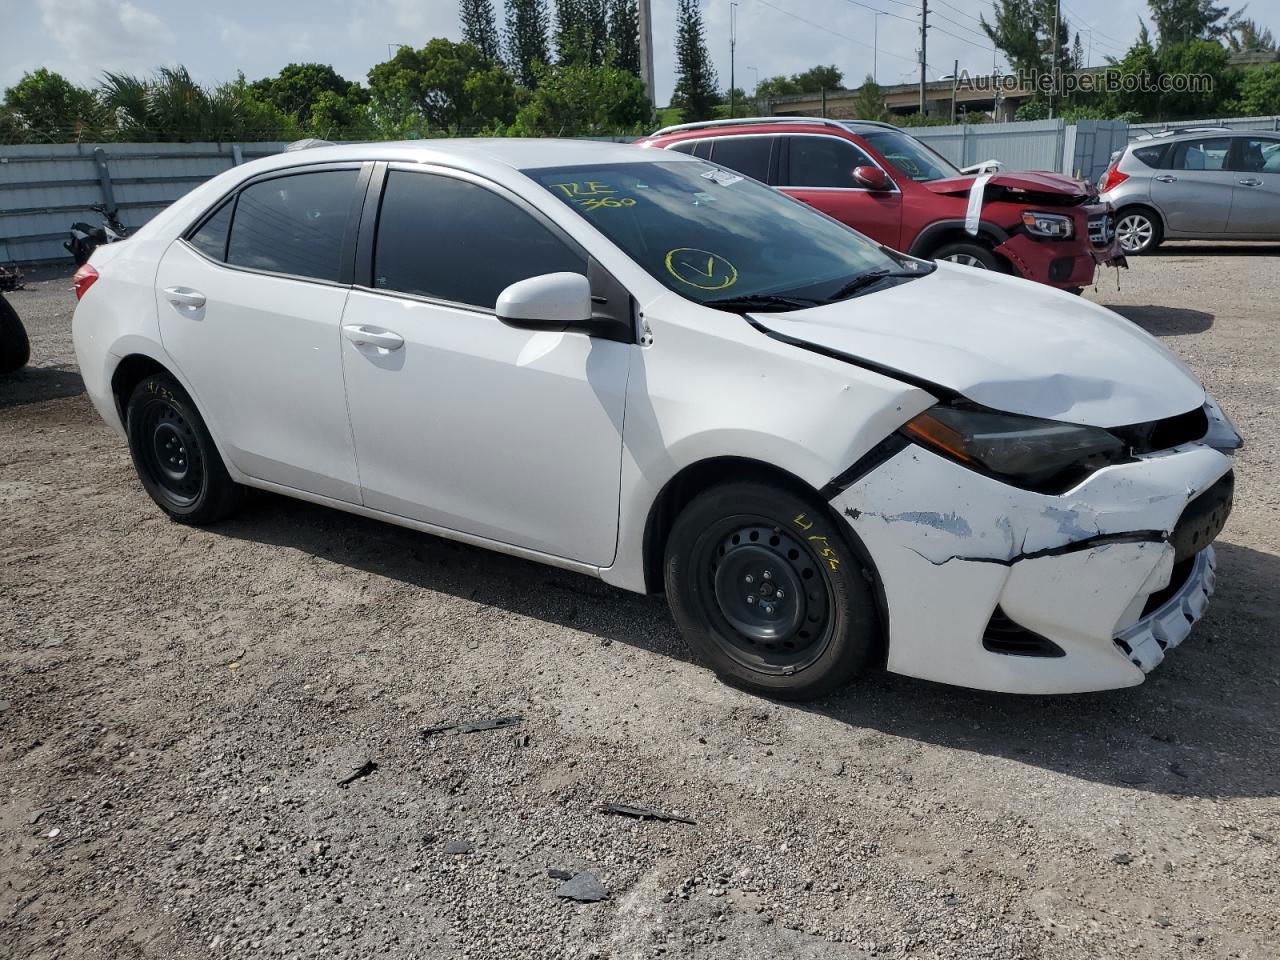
[995,202,1125,291]
[831,442,1233,694]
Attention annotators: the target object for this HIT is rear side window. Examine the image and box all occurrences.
[1233,137,1280,173]
[1169,137,1232,172]
[1131,144,1168,168]
[225,169,358,281]
[707,137,773,181]
[786,136,876,188]
[373,171,585,309]
[189,200,233,261]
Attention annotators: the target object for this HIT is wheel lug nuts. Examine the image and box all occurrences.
[746,595,755,604]
[745,574,754,584]
[762,570,772,580]
[776,589,785,599]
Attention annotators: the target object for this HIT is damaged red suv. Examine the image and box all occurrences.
[638,118,1124,292]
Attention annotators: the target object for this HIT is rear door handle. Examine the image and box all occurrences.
[164,286,205,309]
[1154,175,1178,183]
[342,324,404,351]
[1237,178,1263,187]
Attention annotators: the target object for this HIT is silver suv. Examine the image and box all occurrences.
[1099,128,1280,254]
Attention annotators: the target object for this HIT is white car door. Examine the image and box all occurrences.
[338,165,631,565]
[155,165,367,503]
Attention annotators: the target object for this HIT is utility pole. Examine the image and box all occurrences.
[1048,0,1060,118]
[873,11,885,84]
[638,0,656,108]
[730,2,738,119]
[918,0,928,116]
[950,58,958,123]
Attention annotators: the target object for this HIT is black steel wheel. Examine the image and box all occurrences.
[665,480,882,700]
[125,373,242,524]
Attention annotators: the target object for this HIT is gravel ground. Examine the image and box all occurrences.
[2,246,1278,960]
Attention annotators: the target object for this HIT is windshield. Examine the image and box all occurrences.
[857,128,961,183]
[530,160,920,308]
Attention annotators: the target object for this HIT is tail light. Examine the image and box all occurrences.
[73,263,99,300]
[1099,164,1129,193]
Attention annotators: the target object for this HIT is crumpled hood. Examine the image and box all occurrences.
[925,170,1092,200]
[752,263,1204,428]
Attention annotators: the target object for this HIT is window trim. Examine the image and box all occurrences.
[179,161,371,288]
[355,161,635,342]
[660,133,779,181]
[775,133,900,193]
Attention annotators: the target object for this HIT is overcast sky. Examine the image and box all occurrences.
[1,0,1169,107]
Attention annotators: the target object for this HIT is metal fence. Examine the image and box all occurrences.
[899,118,1129,183]
[0,141,289,263]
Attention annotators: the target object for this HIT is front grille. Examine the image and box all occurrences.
[982,608,1065,658]
[1088,214,1114,247]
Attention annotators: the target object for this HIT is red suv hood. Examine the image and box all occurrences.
[924,171,1092,199]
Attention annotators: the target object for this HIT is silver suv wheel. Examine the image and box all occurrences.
[942,252,988,269]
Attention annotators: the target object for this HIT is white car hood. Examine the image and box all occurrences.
[752,263,1205,428]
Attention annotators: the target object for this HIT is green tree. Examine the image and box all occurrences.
[981,0,1043,76]
[671,0,720,121]
[754,75,802,101]
[1099,26,1165,118]
[608,0,641,75]
[853,74,889,120]
[460,0,505,63]
[792,65,843,92]
[2,68,99,140]
[308,89,377,138]
[1146,0,1240,45]
[250,63,362,126]
[1227,18,1277,52]
[512,62,651,134]
[506,0,552,87]
[98,67,297,142]
[368,38,517,133]
[1232,62,1280,112]
[1156,37,1234,116]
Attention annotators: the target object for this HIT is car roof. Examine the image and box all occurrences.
[247,138,690,174]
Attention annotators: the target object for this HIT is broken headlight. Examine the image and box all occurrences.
[1020,211,1073,239]
[902,405,1126,490]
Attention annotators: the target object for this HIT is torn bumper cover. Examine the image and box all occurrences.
[831,443,1233,694]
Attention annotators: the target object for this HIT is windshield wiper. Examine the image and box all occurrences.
[702,293,823,313]
[825,268,925,303]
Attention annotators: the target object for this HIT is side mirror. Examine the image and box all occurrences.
[853,165,893,191]
[496,272,592,331]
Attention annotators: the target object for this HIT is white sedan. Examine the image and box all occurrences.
[71,139,1239,699]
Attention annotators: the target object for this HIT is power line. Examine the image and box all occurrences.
[753,0,920,64]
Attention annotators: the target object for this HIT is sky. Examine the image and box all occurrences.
[0,0,1183,108]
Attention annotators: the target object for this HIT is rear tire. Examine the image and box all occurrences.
[0,294,30,373]
[932,240,1003,271]
[1115,207,1163,255]
[125,373,242,524]
[664,480,881,701]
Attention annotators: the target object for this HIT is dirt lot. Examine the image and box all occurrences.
[2,247,1278,960]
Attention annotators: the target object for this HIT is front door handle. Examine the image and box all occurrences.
[342,324,404,351]
[1237,178,1263,187]
[1154,175,1178,183]
[164,286,205,309]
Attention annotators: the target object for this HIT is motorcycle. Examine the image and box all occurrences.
[0,291,30,373]
[65,203,129,267]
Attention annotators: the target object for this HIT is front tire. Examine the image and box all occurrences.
[125,373,242,524]
[932,240,1003,271]
[0,294,30,373]
[1115,207,1163,255]
[664,481,881,701]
